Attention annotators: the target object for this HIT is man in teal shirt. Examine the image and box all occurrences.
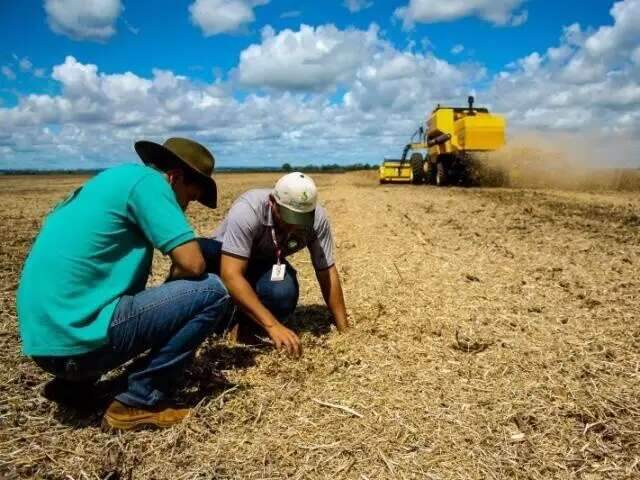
[17,137,230,430]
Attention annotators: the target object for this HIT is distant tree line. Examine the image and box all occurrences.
[281,163,377,173]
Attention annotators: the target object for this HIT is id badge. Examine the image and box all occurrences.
[271,263,286,282]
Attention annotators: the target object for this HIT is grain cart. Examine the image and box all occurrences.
[380,97,506,186]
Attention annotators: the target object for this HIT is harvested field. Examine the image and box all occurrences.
[1,171,640,479]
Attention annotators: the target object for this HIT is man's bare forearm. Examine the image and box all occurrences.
[167,264,199,281]
[167,241,206,280]
[316,265,349,332]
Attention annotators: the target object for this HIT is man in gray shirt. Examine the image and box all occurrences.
[199,172,349,357]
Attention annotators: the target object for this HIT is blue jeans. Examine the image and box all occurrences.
[34,274,230,408]
[198,238,299,323]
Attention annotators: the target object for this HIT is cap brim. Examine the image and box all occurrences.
[134,140,217,208]
[277,204,315,227]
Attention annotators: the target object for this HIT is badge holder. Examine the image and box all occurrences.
[270,226,286,281]
[271,262,286,282]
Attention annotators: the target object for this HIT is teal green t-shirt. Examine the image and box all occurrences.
[17,164,195,356]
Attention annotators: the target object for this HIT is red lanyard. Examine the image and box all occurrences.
[270,227,282,265]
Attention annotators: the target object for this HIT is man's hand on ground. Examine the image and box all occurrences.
[334,317,350,333]
[265,322,302,358]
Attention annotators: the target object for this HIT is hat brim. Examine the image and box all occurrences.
[134,140,217,208]
[276,204,315,227]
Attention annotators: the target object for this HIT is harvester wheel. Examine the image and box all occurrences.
[435,161,448,186]
[410,153,424,184]
[424,160,436,185]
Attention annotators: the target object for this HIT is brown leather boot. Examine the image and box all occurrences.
[102,400,190,431]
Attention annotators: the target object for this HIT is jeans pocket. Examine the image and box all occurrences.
[109,295,131,328]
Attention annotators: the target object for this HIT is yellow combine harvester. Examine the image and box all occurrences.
[379,96,506,185]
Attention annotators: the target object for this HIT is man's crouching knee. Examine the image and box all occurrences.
[198,273,232,330]
[257,277,298,320]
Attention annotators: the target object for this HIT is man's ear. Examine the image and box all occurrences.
[166,169,182,187]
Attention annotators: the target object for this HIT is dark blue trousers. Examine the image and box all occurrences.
[197,238,299,323]
[34,274,230,408]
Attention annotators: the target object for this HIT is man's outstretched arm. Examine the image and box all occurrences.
[220,253,302,358]
[315,265,349,332]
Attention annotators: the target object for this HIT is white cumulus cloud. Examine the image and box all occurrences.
[344,50,480,115]
[584,0,640,58]
[2,4,639,170]
[0,29,474,169]
[343,0,373,13]
[18,57,33,72]
[395,0,528,28]
[488,0,640,135]
[189,0,269,36]
[280,10,301,19]
[44,0,122,41]
[1,66,16,80]
[237,24,382,90]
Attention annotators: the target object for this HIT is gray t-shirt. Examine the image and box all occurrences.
[212,189,335,270]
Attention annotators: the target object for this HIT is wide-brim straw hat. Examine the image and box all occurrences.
[134,137,218,208]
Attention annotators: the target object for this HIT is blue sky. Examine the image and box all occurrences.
[0,0,638,169]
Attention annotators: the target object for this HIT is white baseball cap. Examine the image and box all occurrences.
[272,172,318,227]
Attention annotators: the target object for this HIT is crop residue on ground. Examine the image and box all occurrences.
[1,171,639,479]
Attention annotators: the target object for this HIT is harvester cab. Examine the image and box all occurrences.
[379,96,506,186]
